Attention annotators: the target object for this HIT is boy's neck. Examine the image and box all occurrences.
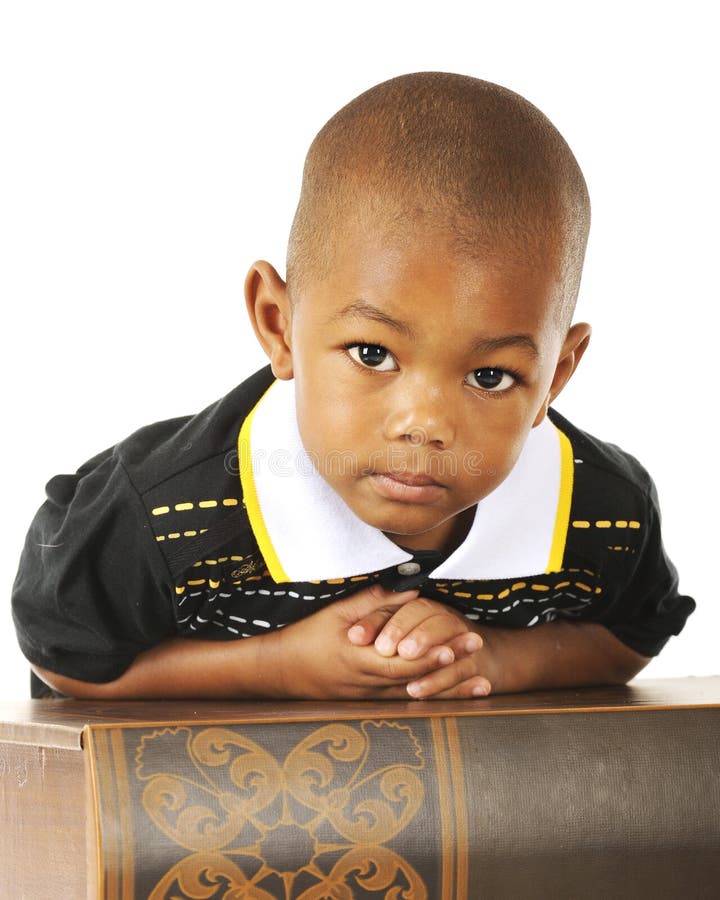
[384,505,476,556]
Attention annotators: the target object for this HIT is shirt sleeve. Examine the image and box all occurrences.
[602,479,695,657]
[11,445,176,683]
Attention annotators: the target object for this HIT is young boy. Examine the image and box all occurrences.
[13,72,694,700]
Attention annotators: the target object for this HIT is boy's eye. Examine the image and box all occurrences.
[347,343,398,371]
[465,367,516,392]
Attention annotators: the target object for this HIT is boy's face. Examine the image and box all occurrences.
[256,225,587,553]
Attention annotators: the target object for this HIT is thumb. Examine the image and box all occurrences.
[335,584,419,624]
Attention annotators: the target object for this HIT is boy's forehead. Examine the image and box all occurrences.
[305,193,566,285]
[300,221,566,339]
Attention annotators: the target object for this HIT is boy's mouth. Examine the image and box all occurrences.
[367,471,446,504]
[382,471,441,486]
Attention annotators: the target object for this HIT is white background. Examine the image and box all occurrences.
[1,1,717,700]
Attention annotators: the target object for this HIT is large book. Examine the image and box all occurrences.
[1,678,719,898]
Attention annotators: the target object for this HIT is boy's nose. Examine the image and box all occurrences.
[382,385,456,447]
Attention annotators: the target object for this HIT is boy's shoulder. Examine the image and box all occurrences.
[105,366,274,578]
[117,365,275,494]
[548,407,656,502]
[547,409,662,575]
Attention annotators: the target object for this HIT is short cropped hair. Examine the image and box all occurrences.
[286,72,590,325]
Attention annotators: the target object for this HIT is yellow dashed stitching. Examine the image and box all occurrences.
[573,519,641,530]
[431,570,600,605]
[156,528,211,542]
[152,498,239,515]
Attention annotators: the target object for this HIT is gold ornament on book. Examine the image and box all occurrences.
[135,721,428,898]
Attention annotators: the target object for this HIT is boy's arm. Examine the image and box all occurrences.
[30,586,460,700]
[32,633,284,700]
[347,595,650,698]
[403,618,651,699]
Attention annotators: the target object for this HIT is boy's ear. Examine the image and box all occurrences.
[244,261,294,380]
[533,322,592,426]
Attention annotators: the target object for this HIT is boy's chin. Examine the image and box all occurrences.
[376,504,477,553]
[356,507,450,540]
[377,513,466,552]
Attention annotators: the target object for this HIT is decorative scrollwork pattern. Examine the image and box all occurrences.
[135,721,428,898]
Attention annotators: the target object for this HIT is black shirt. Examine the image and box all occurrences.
[12,365,695,693]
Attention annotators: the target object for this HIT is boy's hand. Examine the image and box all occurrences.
[268,584,471,700]
[346,592,492,699]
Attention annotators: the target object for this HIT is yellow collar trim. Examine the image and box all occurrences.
[238,383,289,583]
[547,428,574,573]
[238,378,574,583]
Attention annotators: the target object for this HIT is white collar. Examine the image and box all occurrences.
[238,378,574,583]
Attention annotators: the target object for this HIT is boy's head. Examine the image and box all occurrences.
[287,71,590,325]
[246,72,592,553]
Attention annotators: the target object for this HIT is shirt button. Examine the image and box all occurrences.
[397,561,422,576]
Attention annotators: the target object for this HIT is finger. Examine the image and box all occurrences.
[406,656,490,699]
[357,643,456,682]
[445,631,483,659]
[394,611,479,660]
[347,608,398,645]
[374,597,441,657]
[411,676,493,700]
[340,585,419,627]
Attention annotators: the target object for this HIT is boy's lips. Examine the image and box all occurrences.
[367,470,447,503]
[381,471,441,486]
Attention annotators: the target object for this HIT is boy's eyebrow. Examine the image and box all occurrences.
[331,299,416,339]
[330,299,539,358]
[470,334,539,359]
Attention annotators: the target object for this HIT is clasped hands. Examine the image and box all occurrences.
[272,583,495,700]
